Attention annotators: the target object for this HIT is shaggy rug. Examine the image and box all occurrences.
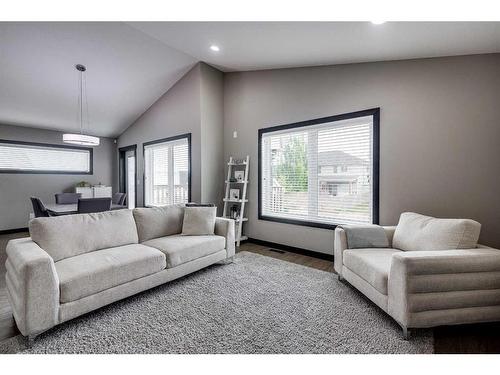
[0,251,433,354]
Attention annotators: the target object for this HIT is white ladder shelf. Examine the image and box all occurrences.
[223,155,249,247]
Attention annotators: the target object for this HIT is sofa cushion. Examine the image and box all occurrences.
[133,205,185,242]
[392,212,481,252]
[30,209,139,262]
[143,234,225,268]
[343,249,402,295]
[55,244,166,303]
[182,206,217,235]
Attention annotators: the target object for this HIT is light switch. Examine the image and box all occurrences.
[233,131,238,138]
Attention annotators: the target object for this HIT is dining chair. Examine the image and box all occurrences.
[119,193,127,205]
[77,198,112,214]
[30,197,51,217]
[112,193,127,206]
[55,193,82,204]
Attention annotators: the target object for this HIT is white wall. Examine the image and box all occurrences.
[0,123,116,230]
[223,54,500,253]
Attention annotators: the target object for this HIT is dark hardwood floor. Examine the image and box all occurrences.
[0,232,499,353]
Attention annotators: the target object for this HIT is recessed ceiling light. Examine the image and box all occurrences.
[210,45,220,52]
[371,21,386,25]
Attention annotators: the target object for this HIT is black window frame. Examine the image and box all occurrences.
[0,139,93,175]
[142,133,192,207]
[258,108,380,230]
[119,144,138,208]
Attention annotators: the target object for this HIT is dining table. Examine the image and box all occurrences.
[45,203,126,215]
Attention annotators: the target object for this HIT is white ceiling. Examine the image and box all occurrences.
[1,22,500,138]
[129,22,500,72]
[0,22,197,138]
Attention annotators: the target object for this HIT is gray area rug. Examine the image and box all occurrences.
[0,251,433,354]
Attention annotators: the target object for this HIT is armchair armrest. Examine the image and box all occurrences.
[215,217,235,258]
[5,238,59,336]
[388,248,500,328]
[334,226,396,276]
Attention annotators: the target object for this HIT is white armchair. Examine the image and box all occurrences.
[334,213,500,339]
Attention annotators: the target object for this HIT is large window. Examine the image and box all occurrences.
[143,133,191,207]
[0,139,92,174]
[259,108,379,228]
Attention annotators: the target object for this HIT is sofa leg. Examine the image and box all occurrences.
[402,327,410,340]
[23,334,37,348]
[221,256,234,265]
[337,274,344,281]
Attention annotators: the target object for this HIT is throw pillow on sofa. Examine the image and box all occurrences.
[133,204,185,242]
[392,212,481,251]
[182,206,217,235]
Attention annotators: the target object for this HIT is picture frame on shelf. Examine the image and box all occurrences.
[234,171,245,182]
[230,189,240,200]
[230,205,240,219]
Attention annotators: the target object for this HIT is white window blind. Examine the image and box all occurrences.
[0,141,91,173]
[260,113,376,226]
[144,136,190,206]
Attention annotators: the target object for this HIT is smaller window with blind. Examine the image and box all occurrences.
[258,108,379,228]
[0,139,92,174]
[143,133,191,207]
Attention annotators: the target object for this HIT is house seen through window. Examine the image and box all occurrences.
[144,134,190,206]
[259,109,379,227]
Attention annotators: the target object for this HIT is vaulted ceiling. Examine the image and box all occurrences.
[0,22,197,138]
[129,22,500,72]
[1,22,499,137]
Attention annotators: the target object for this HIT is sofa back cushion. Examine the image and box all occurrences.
[29,209,139,262]
[133,204,185,242]
[392,212,481,252]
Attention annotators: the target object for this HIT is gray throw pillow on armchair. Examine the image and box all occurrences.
[182,206,217,235]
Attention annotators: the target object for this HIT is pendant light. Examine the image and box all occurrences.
[63,64,100,146]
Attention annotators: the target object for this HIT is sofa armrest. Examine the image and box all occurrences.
[215,217,235,258]
[390,248,500,275]
[388,248,500,327]
[334,226,396,276]
[333,228,348,275]
[383,226,397,246]
[5,238,59,336]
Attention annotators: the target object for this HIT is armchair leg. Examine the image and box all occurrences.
[337,274,344,281]
[221,256,234,265]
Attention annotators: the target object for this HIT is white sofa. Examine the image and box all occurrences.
[334,212,500,338]
[5,205,235,338]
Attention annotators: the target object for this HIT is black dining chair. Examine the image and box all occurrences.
[77,198,112,214]
[119,193,127,206]
[112,193,127,206]
[30,197,51,217]
[55,193,82,204]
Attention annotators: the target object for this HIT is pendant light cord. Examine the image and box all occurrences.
[78,69,83,135]
[65,64,98,146]
[84,71,90,134]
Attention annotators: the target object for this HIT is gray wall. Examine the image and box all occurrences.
[224,54,500,253]
[117,62,225,208]
[118,64,202,206]
[0,123,116,230]
[200,63,225,211]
